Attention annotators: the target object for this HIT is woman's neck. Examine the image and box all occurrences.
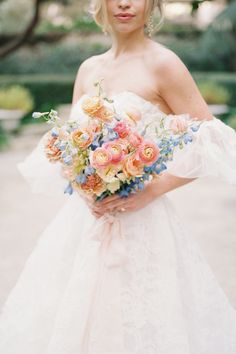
[109,28,150,59]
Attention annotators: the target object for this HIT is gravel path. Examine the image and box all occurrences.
[0,125,236,311]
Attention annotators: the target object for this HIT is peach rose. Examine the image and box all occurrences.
[80,174,106,196]
[71,128,93,149]
[44,135,62,163]
[114,121,130,138]
[103,141,124,163]
[123,155,144,178]
[90,148,112,169]
[138,142,160,166]
[169,116,188,134]
[81,96,103,117]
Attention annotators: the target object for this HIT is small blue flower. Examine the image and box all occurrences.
[143,173,150,181]
[61,151,67,158]
[51,128,59,137]
[75,174,87,184]
[84,166,95,176]
[183,133,193,144]
[64,182,73,195]
[59,142,67,151]
[191,125,200,132]
[137,181,145,190]
[90,140,100,150]
[63,155,73,165]
[155,163,167,174]
[173,138,180,146]
[119,189,130,198]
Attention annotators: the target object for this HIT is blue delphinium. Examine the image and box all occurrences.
[75,174,87,184]
[64,182,73,195]
[63,155,73,165]
[84,166,95,176]
[183,133,193,144]
[51,127,59,137]
[191,124,200,132]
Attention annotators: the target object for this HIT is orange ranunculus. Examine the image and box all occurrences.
[44,135,62,163]
[81,96,104,117]
[71,128,93,149]
[138,141,160,166]
[95,106,114,122]
[80,174,106,196]
[123,155,144,178]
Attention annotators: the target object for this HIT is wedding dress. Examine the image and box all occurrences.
[1,91,236,354]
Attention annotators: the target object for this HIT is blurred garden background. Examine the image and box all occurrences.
[0,0,236,308]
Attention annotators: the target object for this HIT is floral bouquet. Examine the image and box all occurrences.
[33,81,202,200]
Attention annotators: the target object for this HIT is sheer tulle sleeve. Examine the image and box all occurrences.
[166,116,236,184]
[16,131,67,197]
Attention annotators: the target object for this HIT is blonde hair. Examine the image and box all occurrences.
[88,0,164,35]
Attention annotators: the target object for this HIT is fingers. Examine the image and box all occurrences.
[98,194,122,206]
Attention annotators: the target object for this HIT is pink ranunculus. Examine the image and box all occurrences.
[129,132,144,148]
[103,141,124,163]
[90,148,112,169]
[138,141,160,166]
[114,121,130,138]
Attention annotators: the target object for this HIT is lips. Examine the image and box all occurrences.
[115,13,135,20]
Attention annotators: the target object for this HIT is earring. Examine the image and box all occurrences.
[102,27,108,36]
[147,13,154,37]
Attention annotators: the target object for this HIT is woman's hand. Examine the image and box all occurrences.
[77,172,196,218]
[81,180,159,218]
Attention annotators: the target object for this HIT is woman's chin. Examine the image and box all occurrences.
[111,25,140,36]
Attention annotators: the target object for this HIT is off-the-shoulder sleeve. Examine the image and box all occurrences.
[166,116,236,184]
[17,130,67,197]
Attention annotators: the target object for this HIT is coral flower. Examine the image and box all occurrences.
[81,96,103,117]
[129,132,144,148]
[114,121,130,138]
[71,128,93,149]
[80,174,106,196]
[103,141,124,163]
[44,135,62,162]
[90,148,112,169]
[138,142,160,166]
[96,106,114,122]
[123,155,144,178]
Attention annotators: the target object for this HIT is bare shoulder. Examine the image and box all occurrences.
[147,41,213,120]
[148,42,190,81]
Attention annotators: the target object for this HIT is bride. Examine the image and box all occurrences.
[1,0,236,353]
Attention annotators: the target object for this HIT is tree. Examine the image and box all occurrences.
[0,0,72,59]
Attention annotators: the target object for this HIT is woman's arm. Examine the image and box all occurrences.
[90,52,211,217]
